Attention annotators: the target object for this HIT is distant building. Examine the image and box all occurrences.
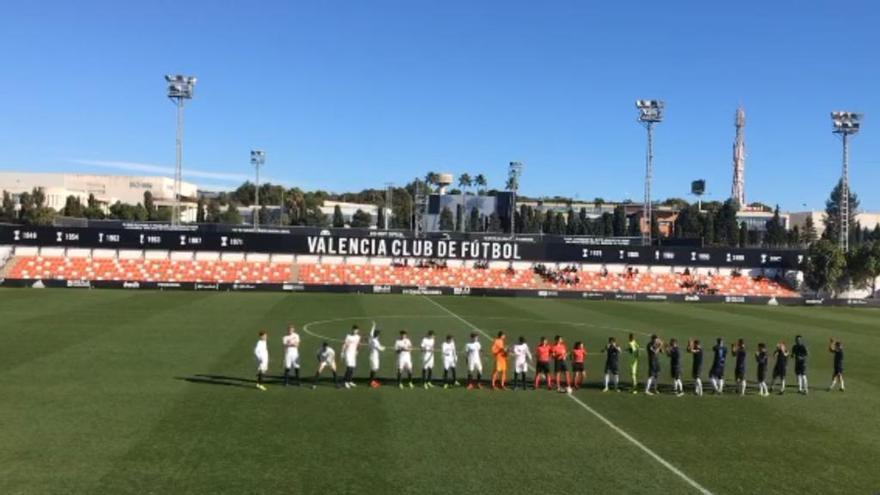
[789,211,880,237]
[736,209,790,232]
[0,172,199,221]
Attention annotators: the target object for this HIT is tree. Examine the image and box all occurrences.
[823,179,859,244]
[350,209,373,228]
[468,207,480,232]
[84,194,104,219]
[612,205,627,236]
[846,242,880,297]
[765,205,787,247]
[376,205,386,229]
[802,216,818,244]
[1,191,16,222]
[196,197,206,223]
[716,199,740,246]
[565,209,578,235]
[676,203,703,238]
[474,174,487,195]
[206,199,221,223]
[63,195,84,218]
[553,212,566,235]
[144,191,157,220]
[332,205,345,227]
[801,240,846,297]
[22,188,54,225]
[542,210,555,234]
[220,204,242,224]
[661,197,690,210]
[487,212,502,233]
[739,222,748,247]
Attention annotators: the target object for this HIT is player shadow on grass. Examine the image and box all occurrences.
[176,374,285,388]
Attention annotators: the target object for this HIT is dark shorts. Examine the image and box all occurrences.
[692,367,702,380]
[833,366,843,376]
[670,367,682,380]
[795,362,807,376]
[757,367,767,382]
[735,368,745,380]
[536,361,550,374]
[710,366,724,379]
[605,362,619,375]
[572,362,584,373]
[773,366,786,378]
[649,364,660,378]
[554,359,568,373]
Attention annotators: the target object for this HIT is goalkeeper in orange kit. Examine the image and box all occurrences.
[491,331,509,390]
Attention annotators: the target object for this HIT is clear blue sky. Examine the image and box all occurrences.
[1,1,878,210]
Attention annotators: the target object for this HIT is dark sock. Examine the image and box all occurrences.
[332,371,338,385]
[397,370,402,385]
[257,372,263,385]
[284,369,289,385]
[422,369,427,383]
[313,372,320,385]
[294,368,300,384]
[451,368,457,383]
[427,368,433,382]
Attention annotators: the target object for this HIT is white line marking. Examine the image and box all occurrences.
[566,394,713,495]
[424,296,713,495]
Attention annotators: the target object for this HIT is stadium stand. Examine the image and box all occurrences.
[1,247,799,297]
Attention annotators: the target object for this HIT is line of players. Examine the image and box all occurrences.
[253,324,846,395]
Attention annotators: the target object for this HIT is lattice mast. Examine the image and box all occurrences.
[731,107,746,209]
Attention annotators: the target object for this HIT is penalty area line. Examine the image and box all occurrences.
[423,295,713,495]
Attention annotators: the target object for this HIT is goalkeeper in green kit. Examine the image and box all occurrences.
[627,333,641,394]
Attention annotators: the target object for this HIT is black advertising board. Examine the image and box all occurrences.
[0,224,804,269]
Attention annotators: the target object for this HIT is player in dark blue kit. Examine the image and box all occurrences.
[828,338,845,392]
[602,337,621,392]
[732,338,747,396]
[755,343,770,397]
[710,337,728,394]
[687,339,704,396]
[771,341,789,394]
[792,335,809,395]
[645,334,662,395]
[666,339,684,396]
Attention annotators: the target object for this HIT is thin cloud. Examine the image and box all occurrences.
[71,159,250,182]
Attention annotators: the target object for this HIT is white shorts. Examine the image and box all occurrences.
[284,350,300,370]
[345,353,357,368]
[468,359,483,374]
[370,354,380,372]
[256,359,268,374]
[422,355,434,370]
[515,361,529,373]
[318,361,336,373]
[443,356,457,370]
[398,355,413,371]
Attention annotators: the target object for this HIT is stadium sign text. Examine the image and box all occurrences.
[306,236,522,260]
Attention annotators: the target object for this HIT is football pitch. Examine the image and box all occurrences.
[1,289,878,494]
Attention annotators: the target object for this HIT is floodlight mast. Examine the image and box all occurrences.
[507,161,523,238]
[636,100,664,246]
[831,111,862,252]
[165,74,196,225]
[250,150,266,228]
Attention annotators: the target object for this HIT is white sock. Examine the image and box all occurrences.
[829,378,836,390]
[695,378,703,395]
[840,377,845,390]
[710,377,718,391]
[604,374,610,389]
[645,377,653,392]
[613,375,619,388]
[781,379,785,392]
[719,379,725,393]
[740,380,746,395]
[803,376,808,392]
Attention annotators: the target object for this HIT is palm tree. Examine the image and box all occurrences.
[424,171,439,193]
[458,173,472,232]
[474,174,487,196]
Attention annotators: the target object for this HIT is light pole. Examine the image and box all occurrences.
[251,150,266,228]
[831,111,862,252]
[636,99,664,246]
[165,74,196,225]
[507,161,523,238]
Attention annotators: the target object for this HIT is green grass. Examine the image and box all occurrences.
[1,289,878,494]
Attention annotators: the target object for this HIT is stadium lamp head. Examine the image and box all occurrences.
[831,111,862,135]
[250,150,266,165]
[165,74,196,99]
[636,99,664,123]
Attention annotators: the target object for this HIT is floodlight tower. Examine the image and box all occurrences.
[636,99,664,245]
[831,111,863,252]
[250,150,266,228]
[165,74,197,225]
[507,161,523,237]
[384,182,394,230]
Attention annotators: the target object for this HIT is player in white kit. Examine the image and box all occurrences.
[464,333,484,390]
[368,328,386,388]
[282,325,301,386]
[512,336,533,391]
[254,331,269,391]
[420,330,436,389]
[395,330,414,389]
[341,325,361,389]
[441,334,460,389]
[312,342,339,389]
